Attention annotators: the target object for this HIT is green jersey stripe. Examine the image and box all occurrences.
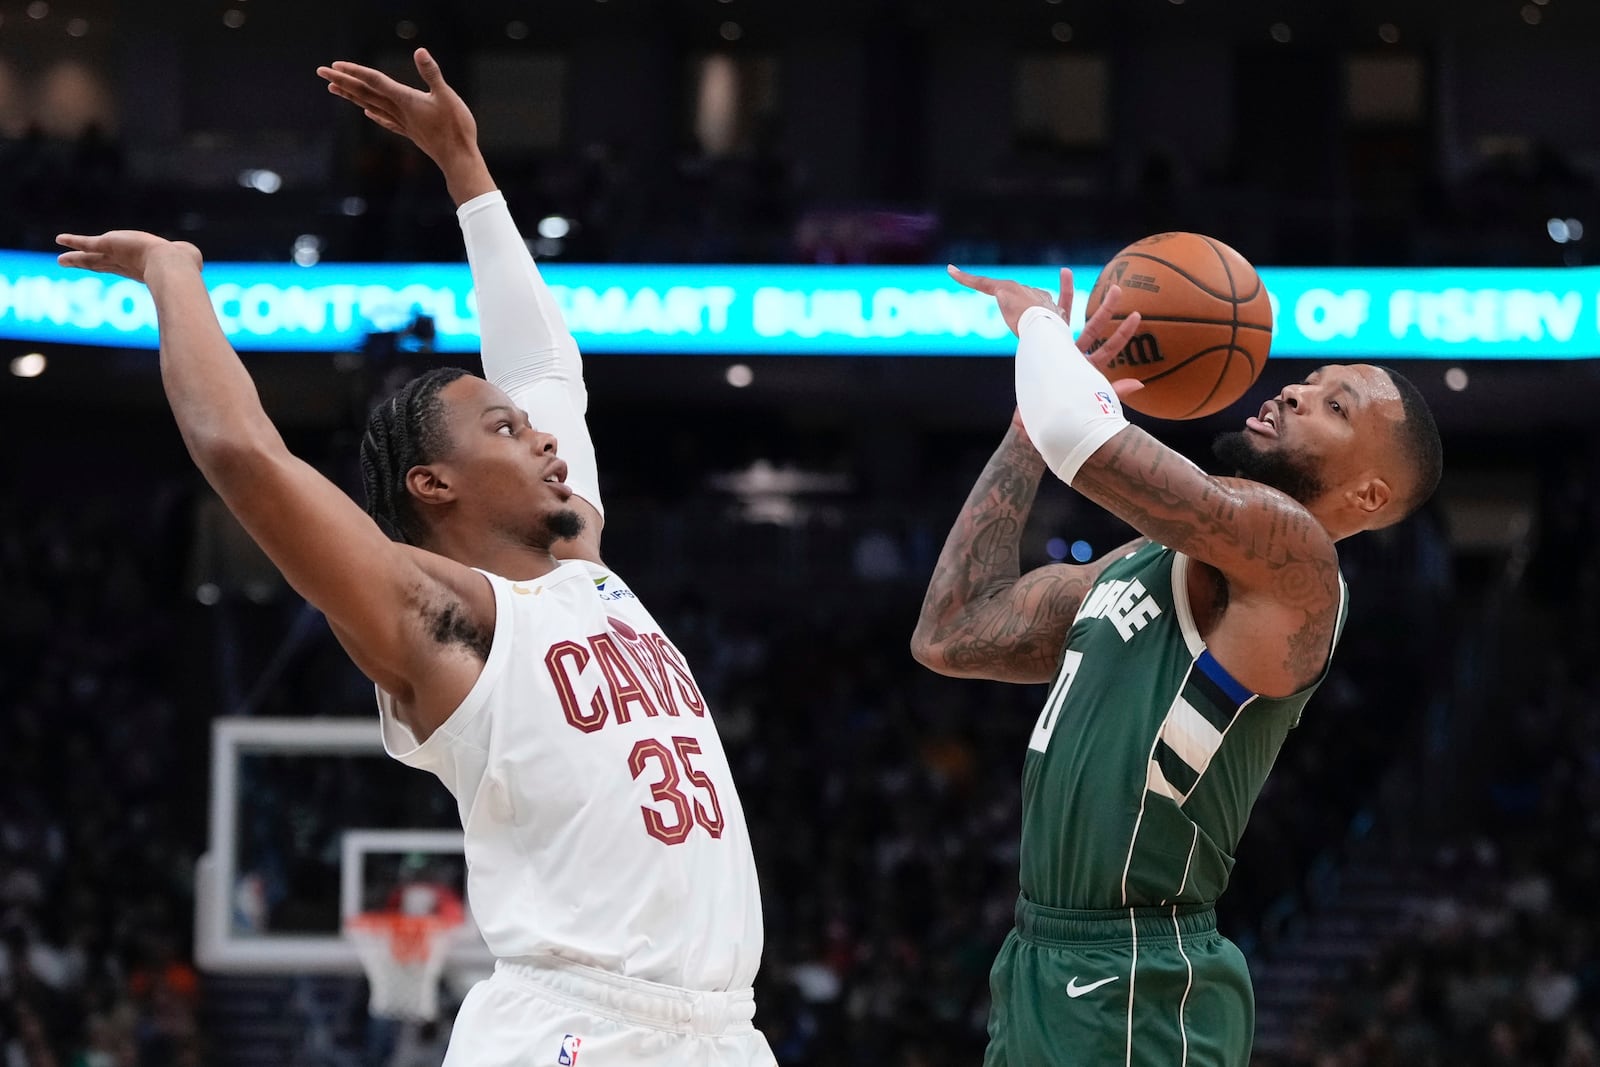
[1153,739,1201,796]
[1019,544,1347,909]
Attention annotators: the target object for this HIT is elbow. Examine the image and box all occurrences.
[184,426,284,486]
[909,632,934,668]
[909,630,951,675]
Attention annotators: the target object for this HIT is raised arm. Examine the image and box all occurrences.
[912,269,1149,684]
[951,266,1342,693]
[319,49,604,563]
[1014,306,1337,593]
[56,231,491,725]
[1067,426,1340,687]
[910,411,1144,683]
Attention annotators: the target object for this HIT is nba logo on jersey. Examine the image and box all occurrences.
[1095,390,1116,415]
[557,1035,582,1065]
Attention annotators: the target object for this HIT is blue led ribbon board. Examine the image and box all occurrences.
[0,250,1593,358]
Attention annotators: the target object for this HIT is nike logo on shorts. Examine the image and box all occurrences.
[1065,975,1120,998]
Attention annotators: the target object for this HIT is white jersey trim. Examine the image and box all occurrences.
[1173,907,1193,1067]
[378,569,515,765]
[1169,552,1206,659]
[1124,909,1138,1067]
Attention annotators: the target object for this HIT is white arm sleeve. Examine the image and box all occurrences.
[1014,305,1130,485]
[457,189,603,516]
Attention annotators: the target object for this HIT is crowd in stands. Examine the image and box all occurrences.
[0,409,1466,1064]
[0,77,1591,1064]
[1258,453,1600,1067]
[1261,640,1600,1067]
[0,486,207,1067]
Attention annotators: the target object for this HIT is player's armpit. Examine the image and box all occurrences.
[1070,426,1342,682]
[913,539,1144,684]
[206,444,493,712]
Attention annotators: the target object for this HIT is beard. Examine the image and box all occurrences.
[545,507,585,542]
[1211,431,1327,504]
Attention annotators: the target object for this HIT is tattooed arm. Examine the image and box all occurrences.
[911,414,1145,684]
[944,266,1342,696]
[1071,425,1341,693]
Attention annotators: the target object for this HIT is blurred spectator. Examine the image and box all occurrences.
[0,437,1456,1064]
[1262,459,1600,1065]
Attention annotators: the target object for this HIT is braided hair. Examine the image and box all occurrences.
[359,367,472,545]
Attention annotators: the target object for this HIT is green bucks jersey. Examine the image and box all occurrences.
[1020,541,1347,910]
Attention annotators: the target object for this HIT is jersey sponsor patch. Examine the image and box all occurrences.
[558,1034,582,1065]
[593,572,638,602]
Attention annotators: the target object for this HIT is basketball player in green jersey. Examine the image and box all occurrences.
[913,267,1442,1066]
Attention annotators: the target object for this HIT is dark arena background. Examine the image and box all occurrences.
[3,1,1600,1065]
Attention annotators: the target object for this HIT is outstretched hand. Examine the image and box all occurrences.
[56,231,202,283]
[950,265,1145,402]
[318,48,477,167]
[948,264,1067,336]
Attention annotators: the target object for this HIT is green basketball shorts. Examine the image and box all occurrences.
[983,896,1254,1067]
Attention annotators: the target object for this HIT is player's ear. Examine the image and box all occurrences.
[1347,475,1392,517]
[406,463,457,507]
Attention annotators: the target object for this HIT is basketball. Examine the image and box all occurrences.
[1085,232,1273,420]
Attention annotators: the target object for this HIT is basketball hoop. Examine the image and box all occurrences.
[343,911,463,1021]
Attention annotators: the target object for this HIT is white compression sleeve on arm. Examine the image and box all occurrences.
[457,189,602,516]
[1014,305,1130,485]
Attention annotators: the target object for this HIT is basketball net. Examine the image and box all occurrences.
[343,911,463,1021]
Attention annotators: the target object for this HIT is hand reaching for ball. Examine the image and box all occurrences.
[948,265,1146,402]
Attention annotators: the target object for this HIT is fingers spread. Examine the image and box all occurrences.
[1099,310,1143,362]
[1079,284,1122,351]
[1056,267,1074,313]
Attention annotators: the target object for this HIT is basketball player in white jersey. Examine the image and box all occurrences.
[57,51,774,1067]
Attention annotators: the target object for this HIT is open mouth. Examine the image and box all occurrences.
[542,460,571,496]
[1245,401,1279,438]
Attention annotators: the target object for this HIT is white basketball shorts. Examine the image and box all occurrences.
[441,957,778,1067]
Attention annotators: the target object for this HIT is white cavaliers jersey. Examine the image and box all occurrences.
[377,560,763,992]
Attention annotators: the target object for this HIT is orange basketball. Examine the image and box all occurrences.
[1085,232,1273,420]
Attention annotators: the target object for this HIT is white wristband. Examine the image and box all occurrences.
[1015,305,1129,484]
